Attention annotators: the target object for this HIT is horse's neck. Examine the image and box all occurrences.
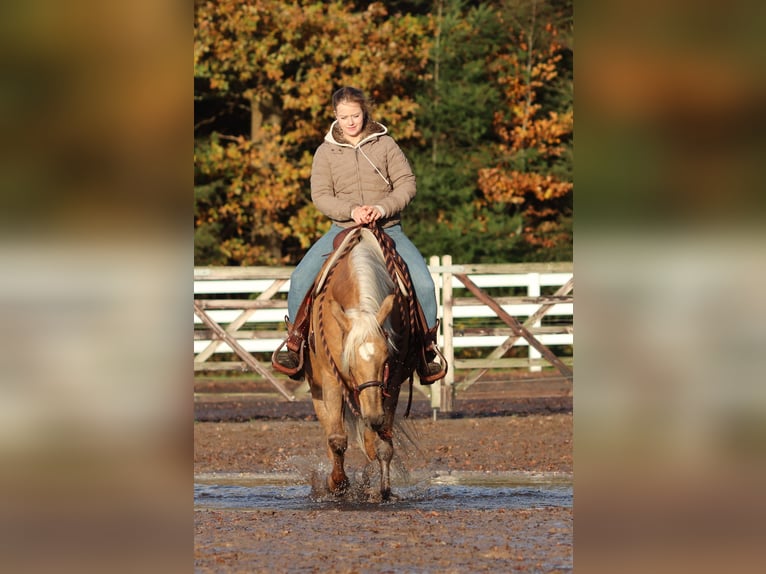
[313,228,362,296]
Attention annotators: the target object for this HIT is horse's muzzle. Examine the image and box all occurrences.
[355,381,386,430]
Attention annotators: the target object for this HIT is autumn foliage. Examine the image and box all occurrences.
[476,4,573,252]
[194,0,572,265]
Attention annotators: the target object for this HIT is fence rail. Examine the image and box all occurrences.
[194,260,573,411]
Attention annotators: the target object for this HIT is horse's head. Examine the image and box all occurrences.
[330,294,395,430]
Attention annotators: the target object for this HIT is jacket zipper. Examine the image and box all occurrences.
[354,147,365,204]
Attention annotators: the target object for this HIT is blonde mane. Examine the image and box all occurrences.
[340,236,397,371]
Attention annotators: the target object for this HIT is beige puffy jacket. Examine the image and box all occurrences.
[310,120,416,228]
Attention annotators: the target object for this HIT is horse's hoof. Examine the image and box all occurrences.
[381,489,398,502]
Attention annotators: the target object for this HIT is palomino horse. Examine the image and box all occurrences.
[305,224,418,501]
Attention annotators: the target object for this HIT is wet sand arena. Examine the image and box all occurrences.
[194,406,573,572]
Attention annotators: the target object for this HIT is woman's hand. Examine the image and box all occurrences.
[351,205,383,225]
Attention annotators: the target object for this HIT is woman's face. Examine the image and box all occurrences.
[335,101,364,141]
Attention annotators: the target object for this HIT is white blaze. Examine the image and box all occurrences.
[358,342,375,362]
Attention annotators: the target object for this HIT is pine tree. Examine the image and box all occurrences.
[405,0,516,262]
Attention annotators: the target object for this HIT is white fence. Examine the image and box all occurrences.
[194,260,573,408]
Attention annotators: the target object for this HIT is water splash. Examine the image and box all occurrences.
[195,470,572,512]
[197,418,572,511]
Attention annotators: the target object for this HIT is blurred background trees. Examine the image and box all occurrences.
[194,0,572,265]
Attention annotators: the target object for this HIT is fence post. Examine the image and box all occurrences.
[428,255,442,413]
[527,273,542,372]
[441,255,454,413]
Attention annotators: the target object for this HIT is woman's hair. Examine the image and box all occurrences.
[332,87,372,124]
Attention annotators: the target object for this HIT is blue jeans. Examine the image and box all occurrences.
[287,224,437,329]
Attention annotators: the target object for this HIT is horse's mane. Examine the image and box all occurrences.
[340,235,397,371]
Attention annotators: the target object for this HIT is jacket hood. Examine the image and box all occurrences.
[325,120,388,146]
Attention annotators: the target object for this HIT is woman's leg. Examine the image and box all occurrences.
[287,225,343,321]
[383,225,437,329]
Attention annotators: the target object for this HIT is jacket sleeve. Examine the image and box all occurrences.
[377,137,416,218]
[310,144,357,222]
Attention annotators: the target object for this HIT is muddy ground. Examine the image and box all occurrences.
[194,377,572,572]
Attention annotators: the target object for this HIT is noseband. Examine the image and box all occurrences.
[356,380,385,393]
[353,361,390,395]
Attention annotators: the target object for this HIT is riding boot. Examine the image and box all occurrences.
[418,321,448,385]
[272,295,312,378]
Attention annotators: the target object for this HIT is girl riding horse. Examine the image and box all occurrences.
[273,87,446,383]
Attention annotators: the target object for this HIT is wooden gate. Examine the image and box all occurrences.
[193,266,296,401]
[428,257,573,412]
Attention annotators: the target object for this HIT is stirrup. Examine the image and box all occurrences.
[417,343,447,384]
[271,337,305,376]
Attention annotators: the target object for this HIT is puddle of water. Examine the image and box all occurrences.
[194,471,572,511]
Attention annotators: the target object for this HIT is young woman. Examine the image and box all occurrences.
[273,87,444,380]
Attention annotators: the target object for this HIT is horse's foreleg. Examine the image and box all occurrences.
[327,433,349,494]
[375,391,401,500]
[312,392,349,495]
[360,427,394,501]
[375,431,394,500]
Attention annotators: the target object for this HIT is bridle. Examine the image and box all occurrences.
[354,361,390,394]
[347,358,393,416]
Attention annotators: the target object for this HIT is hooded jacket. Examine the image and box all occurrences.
[310,120,416,228]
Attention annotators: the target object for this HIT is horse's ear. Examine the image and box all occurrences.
[376,294,395,325]
[330,300,351,333]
